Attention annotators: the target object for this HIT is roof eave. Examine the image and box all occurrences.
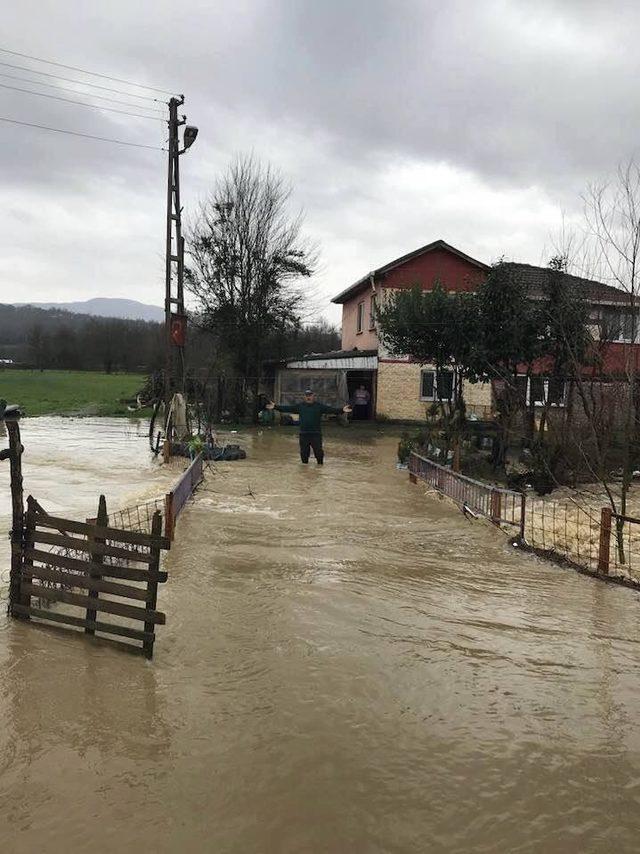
[331,274,374,305]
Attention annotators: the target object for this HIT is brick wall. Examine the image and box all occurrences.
[464,378,493,418]
[376,361,493,421]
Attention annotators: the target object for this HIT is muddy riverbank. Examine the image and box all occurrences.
[1,422,640,852]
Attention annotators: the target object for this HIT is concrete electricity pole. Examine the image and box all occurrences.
[163,95,198,458]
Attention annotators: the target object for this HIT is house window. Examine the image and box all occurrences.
[523,376,566,407]
[420,369,454,402]
[356,301,365,334]
[369,295,377,330]
[601,308,638,343]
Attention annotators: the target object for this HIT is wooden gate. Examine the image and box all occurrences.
[10,496,171,658]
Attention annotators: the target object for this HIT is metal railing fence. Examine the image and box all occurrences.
[408,451,640,584]
[408,452,523,528]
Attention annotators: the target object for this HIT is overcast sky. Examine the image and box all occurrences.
[3,0,640,323]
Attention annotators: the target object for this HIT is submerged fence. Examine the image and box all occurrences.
[109,497,165,536]
[408,452,524,529]
[164,453,204,540]
[408,451,640,585]
[106,453,204,540]
[11,495,171,657]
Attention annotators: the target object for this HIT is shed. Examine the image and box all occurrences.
[273,349,378,417]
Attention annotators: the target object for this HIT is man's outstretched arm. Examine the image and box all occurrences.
[320,403,352,415]
[266,401,299,413]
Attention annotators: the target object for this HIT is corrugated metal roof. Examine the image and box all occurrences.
[284,348,378,370]
[290,348,377,361]
[286,355,378,370]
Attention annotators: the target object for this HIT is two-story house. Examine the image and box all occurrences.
[272,239,636,421]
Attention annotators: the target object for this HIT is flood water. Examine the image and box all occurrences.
[2,420,640,852]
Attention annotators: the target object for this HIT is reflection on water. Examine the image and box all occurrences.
[2,424,640,852]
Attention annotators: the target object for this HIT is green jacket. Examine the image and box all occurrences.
[275,401,343,433]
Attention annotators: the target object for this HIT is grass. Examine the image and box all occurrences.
[0,369,147,417]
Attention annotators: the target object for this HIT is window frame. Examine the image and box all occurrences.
[420,368,454,402]
[522,375,567,408]
[356,301,365,334]
[600,307,638,344]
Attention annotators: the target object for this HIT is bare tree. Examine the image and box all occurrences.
[547,161,640,560]
[581,161,640,557]
[185,154,317,418]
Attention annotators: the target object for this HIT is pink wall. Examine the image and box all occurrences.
[342,291,379,351]
[340,248,487,350]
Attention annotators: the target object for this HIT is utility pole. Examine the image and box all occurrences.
[163,95,198,459]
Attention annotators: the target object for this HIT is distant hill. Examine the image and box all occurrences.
[0,302,163,371]
[16,298,164,322]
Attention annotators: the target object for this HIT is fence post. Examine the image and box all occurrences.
[598,506,612,575]
[164,491,174,541]
[490,490,502,524]
[7,419,24,618]
[143,510,163,659]
[85,494,107,634]
[18,496,37,617]
[519,493,526,541]
[408,453,417,483]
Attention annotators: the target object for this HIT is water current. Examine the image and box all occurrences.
[1,418,640,852]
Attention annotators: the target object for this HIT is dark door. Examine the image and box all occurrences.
[347,370,375,419]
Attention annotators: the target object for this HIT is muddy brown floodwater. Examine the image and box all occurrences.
[2,420,640,852]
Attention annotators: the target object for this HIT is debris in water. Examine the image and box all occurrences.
[462,503,480,520]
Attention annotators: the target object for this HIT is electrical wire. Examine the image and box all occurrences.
[0,59,163,103]
[0,115,165,150]
[0,71,166,112]
[0,46,176,96]
[0,82,164,121]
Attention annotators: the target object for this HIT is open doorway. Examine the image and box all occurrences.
[346,370,376,419]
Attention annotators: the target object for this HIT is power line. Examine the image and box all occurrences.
[0,71,166,112]
[0,46,176,96]
[0,115,165,150]
[0,59,163,103]
[0,82,164,121]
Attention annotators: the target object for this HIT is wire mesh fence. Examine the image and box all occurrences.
[106,454,204,540]
[108,498,165,536]
[523,498,601,572]
[608,514,640,581]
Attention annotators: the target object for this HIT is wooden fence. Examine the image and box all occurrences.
[10,495,171,657]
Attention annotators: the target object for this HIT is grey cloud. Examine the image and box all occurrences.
[2,0,639,308]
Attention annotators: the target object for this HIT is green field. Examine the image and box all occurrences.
[0,369,147,417]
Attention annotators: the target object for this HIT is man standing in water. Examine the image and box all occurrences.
[266,389,352,465]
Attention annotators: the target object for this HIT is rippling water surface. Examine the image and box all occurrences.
[1,420,640,852]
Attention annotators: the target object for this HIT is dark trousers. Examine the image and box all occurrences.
[299,432,324,464]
